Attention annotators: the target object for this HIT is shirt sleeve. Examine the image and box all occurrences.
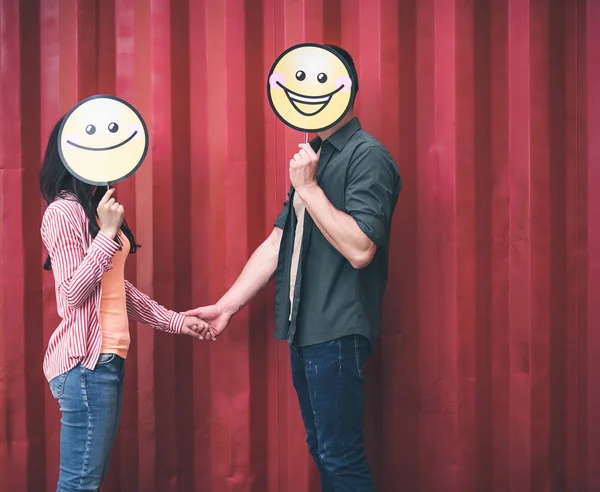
[41,205,120,309]
[344,145,401,248]
[124,280,184,334]
[273,189,292,230]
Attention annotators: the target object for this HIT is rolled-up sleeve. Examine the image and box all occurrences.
[344,145,401,248]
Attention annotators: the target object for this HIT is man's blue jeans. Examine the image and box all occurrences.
[48,353,125,492]
[290,335,374,492]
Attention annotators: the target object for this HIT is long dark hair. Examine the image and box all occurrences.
[40,116,139,270]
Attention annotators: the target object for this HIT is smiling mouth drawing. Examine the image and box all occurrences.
[276,82,345,116]
[67,131,138,151]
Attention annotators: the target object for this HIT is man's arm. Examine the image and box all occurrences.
[216,227,282,315]
[292,143,399,269]
[298,186,375,269]
[184,197,288,338]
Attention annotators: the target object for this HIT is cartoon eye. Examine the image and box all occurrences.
[317,73,328,83]
[108,122,119,133]
[86,124,96,135]
[296,70,306,81]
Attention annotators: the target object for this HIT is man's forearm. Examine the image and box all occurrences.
[217,229,282,314]
[296,184,375,269]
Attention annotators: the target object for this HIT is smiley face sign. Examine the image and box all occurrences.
[58,95,149,186]
[267,43,356,132]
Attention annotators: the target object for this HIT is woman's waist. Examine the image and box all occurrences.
[45,310,103,366]
[99,308,130,333]
[99,294,127,310]
[54,284,101,315]
[44,309,128,380]
[48,307,101,337]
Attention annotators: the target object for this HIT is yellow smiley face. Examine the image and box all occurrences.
[267,44,355,132]
[58,95,149,186]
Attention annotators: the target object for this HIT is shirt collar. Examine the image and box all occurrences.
[324,117,361,151]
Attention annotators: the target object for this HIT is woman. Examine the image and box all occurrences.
[40,117,210,491]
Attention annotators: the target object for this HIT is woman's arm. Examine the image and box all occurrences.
[124,281,186,334]
[41,203,119,309]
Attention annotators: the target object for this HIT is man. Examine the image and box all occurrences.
[186,45,401,491]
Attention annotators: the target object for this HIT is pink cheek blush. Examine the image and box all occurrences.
[336,75,353,92]
[269,73,286,89]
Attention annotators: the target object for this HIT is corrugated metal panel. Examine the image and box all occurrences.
[0,0,598,490]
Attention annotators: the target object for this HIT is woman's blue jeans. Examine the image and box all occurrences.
[49,353,125,492]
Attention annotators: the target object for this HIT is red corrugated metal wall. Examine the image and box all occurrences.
[0,0,598,491]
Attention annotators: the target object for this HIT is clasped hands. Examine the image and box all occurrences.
[181,304,232,342]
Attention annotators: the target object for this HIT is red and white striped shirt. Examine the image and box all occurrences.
[40,195,185,382]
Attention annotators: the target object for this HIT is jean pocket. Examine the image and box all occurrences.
[354,336,370,380]
[48,372,68,400]
[96,353,116,366]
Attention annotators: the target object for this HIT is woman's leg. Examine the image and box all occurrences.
[100,357,125,483]
[50,354,125,492]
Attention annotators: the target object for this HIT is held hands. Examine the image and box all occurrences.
[182,304,233,341]
[180,315,215,341]
[97,188,124,239]
[289,143,320,196]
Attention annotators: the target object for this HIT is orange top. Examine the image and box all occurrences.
[99,232,130,359]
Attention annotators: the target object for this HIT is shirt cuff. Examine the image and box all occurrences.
[169,312,185,334]
[350,212,385,249]
[93,231,121,257]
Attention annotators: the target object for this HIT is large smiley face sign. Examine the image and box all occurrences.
[267,43,356,132]
[58,95,149,186]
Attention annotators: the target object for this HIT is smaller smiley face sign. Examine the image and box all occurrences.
[267,43,356,132]
[58,95,149,186]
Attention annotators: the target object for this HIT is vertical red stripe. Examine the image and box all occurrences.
[415,0,439,488]
[564,2,581,490]
[39,3,61,489]
[489,2,510,491]
[188,2,214,491]
[0,0,27,489]
[434,0,459,489]
[529,3,552,489]
[76,0,98,97]
[130,0,157,488]
[586,1,600,489]
[508,1,532,490]
[20,0,46,490]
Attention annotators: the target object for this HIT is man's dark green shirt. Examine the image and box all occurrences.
[273,117,401,348]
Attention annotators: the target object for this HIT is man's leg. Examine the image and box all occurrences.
[290,346,335,492]
[302,335,374,491]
